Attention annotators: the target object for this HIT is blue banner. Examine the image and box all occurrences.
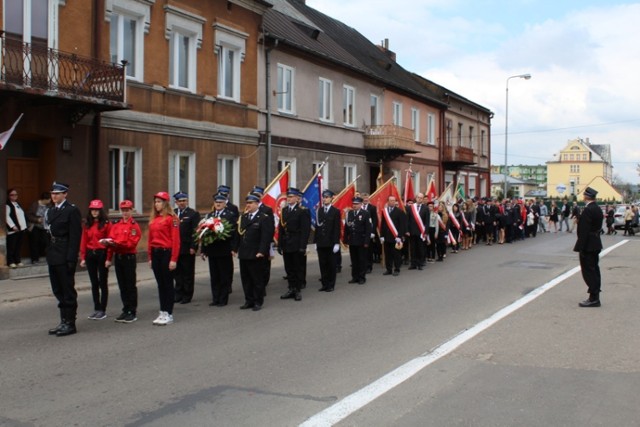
[302,175,321,227]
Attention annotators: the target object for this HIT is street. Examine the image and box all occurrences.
[1,232,639,427]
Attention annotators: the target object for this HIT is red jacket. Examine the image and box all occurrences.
[80,221,111,260]
[148,214,180,262]
[107,218,142,260]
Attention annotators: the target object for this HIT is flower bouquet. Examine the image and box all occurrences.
[194,216,232,246]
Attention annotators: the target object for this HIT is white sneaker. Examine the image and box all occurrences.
[152,311,166,325]
[9,263,17,268]
[157,312,174,326]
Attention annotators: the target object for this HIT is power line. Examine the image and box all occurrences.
[490,118,640,137]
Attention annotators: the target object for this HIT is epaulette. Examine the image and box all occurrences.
[300,206,307,210]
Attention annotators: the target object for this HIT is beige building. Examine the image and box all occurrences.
[546,138,619,200]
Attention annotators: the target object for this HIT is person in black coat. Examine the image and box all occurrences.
[173,192,201,304]
[278,188,311,301]
[573,187,604,307]
[343,196,372,284]
[252,186,275,287]
[406,195,429,270]
[202,194,238,307]
[314,190,342,291]
[380,195,407,276]
[362,193,379,269]
[234,194,274,311]
[45,182,82,337]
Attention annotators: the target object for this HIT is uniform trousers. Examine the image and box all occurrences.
[283,251,306,291]
[85,249,109,311]
[174,253,196,302]
[426,228,437,259]
[383,242,402,272]
[240,258,267,306]
[151,248,175,314]
[208,255,233,305]
[317,246,337,289]
[579,250,601,297]
[49,262,78,320]
[114,253,138,314]
[409,235,425,267]
[349,245,367,282]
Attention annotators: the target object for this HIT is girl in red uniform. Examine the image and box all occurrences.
[148,192,180,325]
[80,200,111,320]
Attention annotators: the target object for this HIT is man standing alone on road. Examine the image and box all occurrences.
[573,187,603,307]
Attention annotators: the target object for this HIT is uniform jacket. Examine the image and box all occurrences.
[362,203,378,234]
[235,210,273,260]
[314,205,341,248]
[380,206,407,241]
[202,208,239,257]
[278,203,311,253]
[107,217,141,259]
[80,221,112,260]
[407,203,429,236]
[147,215,181,262]
[574,201,604,253]
[343,208,372,246]
[45,200,82,265]
[174,206,201,254]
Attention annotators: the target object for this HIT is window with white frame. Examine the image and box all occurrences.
[343,85,355,126]
[411,108,420,141]
[278,157,297,187]
[312,161,328,190]
[217,156,240,206]
[214,23,247,102]
[344,164,357,187]
[169,151,195,202]
[481,130,486,155]
[479,176,487,197]
[165,6,204,92]
[370,95,380,125]
[469,126,474,150]
[427,113,435,145]
[109,146,142,211]
[108,0,151,81]
[468,175,477,198]
[457,123,463,146]
[570,164,580,173]
[392,102,402,126]
[413,171,421,194]
[277,63,295,113]
[318,78,333,122]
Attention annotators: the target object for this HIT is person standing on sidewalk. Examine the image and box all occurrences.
[172,192,200,304]
[79,200,111,320]
[314,190,342,290]
[573,187,603,307]
[6,188,28,268]
[45,182,82,337]
[278,188,311,302]
[344,196,371,285]
[103,200,141,324]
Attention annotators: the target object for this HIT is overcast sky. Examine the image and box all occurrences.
[308,0,640,183]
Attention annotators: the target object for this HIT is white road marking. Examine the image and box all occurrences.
[300,240,628,427]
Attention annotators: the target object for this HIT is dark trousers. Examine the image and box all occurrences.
[29,227,48,262]
[174,252,196,302]
[208,255,232,305]
[427,228,436,259]
[383,242,402,272]
[409,235,425,267]
[349,245,367,282]
[283,251,306,291]
[317,246,337,289]
[436,237,447,260]
[450,228,460,250]
[151,249,175,314]
[579,251,601,297]
[240,258,267,306]
[114,253,137,314]
[85,249,108,311]
[6,231,25,264]
[49,262,78,321]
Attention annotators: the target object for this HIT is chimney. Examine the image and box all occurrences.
[377,38,396,62]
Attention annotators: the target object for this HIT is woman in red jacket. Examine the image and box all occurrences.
[148,192,180,325]
[79,200,111,320]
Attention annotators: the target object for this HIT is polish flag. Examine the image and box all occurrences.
[262,165,290,212]
[0,114,24,150]
[425,176,437,202]
[403,169,415,205]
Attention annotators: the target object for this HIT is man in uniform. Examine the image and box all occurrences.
[173,192,200,304]
[252,185,275,287]
[45,182,82,337]
[380,195,407,276]
[215,185,238,293]
[278,188,311,301]
[344,196,372,284]
[314,190,341,291]
[406,193,428,270]
[574,187,604,307]
[361,193,378,272]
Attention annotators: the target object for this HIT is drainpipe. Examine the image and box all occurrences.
[91,0,103,199]
[264,34,278,184]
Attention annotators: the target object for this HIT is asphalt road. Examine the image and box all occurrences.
[1,231,638,427]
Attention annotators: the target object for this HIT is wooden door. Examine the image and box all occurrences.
[7,159,40,258]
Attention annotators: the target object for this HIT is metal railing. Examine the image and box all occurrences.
[0,32,125,103]
[443,145,475,164]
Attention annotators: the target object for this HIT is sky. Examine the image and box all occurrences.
[308,0,640,184]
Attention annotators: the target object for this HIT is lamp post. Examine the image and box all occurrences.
[504,73,532,199]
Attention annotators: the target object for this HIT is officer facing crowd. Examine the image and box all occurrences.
[574,187,604,307]
[173,191,200,304]
[344,196,372,285]
[279,187,311,301]
[45,182,82,337]
[314,189,341,292]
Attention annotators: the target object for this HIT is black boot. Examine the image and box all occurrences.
[48,321,64,335]
[56,320,77,337]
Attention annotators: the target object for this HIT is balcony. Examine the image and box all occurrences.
[363,125,418,161]
[1,32,127,109]
[442,145,475,167]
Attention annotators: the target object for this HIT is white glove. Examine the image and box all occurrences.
[332,244,340,253]
[380,237,385,243]
[395,237,402,244]
[370,233,375,239]
[313,243,317,251]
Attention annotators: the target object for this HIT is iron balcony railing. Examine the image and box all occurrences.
[0,32,125,103]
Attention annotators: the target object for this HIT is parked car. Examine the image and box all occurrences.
[614,205,630,229]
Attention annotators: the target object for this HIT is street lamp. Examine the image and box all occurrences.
[504,73,532,199]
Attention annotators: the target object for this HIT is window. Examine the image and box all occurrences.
[312,161,328,189]
[318,78,333,122]
[582,153,588,160]
[277,64,295,113]
[278,157,297,187]
[469,126,474,150]
[457,123,463,146]
[109,147,142,211]
[342,85,355,126]
[370,95,380,125]
[569,154,574,161]
[214,23,247,102]
[413,171,421,194]
[217,156,240,206]
[570,164,580,173]
[108,0,152,81]
[427,113,435,145]
[411,108,420,142]
[169,151,195,202]
[480,130,486,155]
[446,120,453,146]
[165,6,204,92]
[468,175,477,198]
[392,102,402,126]
[344,164,357,187]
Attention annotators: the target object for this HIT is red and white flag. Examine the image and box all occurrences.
[425,176,437,202]
[0,114,24,150]
[262,164,290,211]
[403,169,415,205]
[369,177,404,233]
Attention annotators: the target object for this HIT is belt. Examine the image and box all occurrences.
[50,236,68,243]
[115,253,136,259]
[151,247,171,252]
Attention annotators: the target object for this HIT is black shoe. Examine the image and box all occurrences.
[325,288,334,292]
[579,299,601,307]
[318,287,327,292]
[417,266,423,270]
[56,322,77,337]
[209,302,217,306]
[366,268,372,274]
[358,280,366,285]
[336,267,342,273]
[348,279,358,284]
[392,271,399,276]
[240,303,255,309]
[294,291,302,301]
[252,305,262,312]
[217,303,227,307]
[48,322,64,335]
[383,271,392,275]
[174,296,182,303]
[280,290,295,299]
[180,299,191,304]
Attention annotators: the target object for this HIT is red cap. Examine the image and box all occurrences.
[88,199,103,209]
[154,191,170,201]
[119,200,133,209]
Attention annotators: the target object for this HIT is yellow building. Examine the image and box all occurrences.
[546,138,621,201]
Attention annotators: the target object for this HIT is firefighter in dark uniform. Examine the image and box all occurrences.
[574,187,604,307]
[234,194,274,311]
[380,195,407,276]
[45,182,82,337]
[361,193,378,272]
[252,185,275,287]
[314,189,341,292]
[344,196,372,284]
[215,185,238,294]
[406,195,429,270]
[278,187,311,301]
[173,191,200,304]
